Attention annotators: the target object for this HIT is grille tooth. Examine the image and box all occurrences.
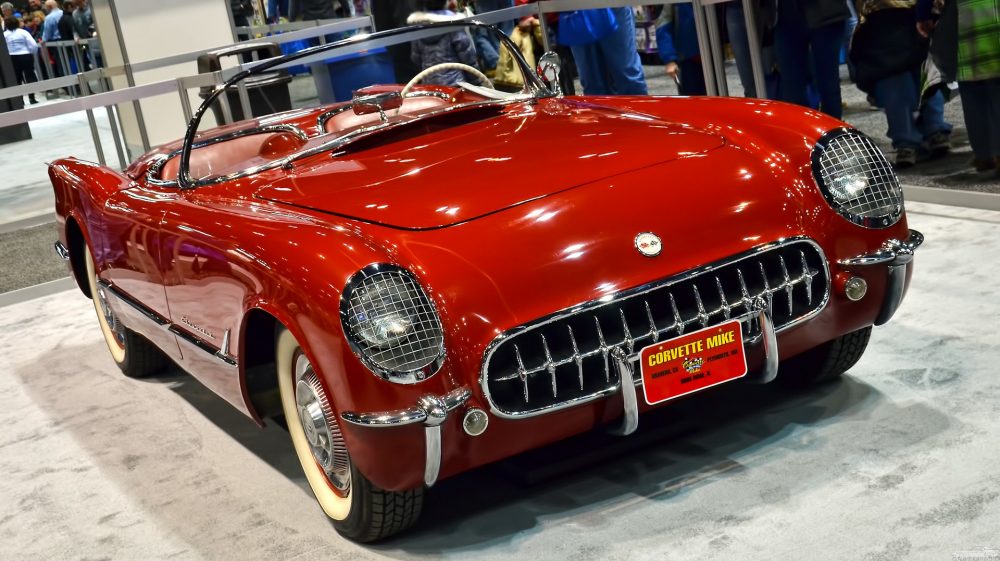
[800,250,814,305]
[594,316,611,383]
[692,285,709,328]
[513,344,530,403]
[644,300,659,342]
[778,255,794,316]
[567,324,585,390]
[715,276,731,320]
[758,261,773,314]
[736,268,753,313]
[539,334,558,398]
[484,240,829,417]
[669,293,684,336]
[619,309,634,355]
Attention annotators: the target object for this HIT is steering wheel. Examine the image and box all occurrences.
[401,63,494,98]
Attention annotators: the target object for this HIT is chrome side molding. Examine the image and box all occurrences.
[340,387,471,487]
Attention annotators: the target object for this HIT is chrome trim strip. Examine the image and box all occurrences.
[314,104,354,134]
[340,387,470,427]
[169,325,238,366]
[54,241,70,261]
[215,329,237,365]
[98,280,237,366]
[145,123,309,187]
[97,280,168,326]
[480,237,831,420]
[838,229,924,267]
[608,347,638,436]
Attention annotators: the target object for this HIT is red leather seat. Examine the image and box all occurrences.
[323,96,450,134]
[160,131,305,181]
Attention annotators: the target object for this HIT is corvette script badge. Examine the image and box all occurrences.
[635,232,662,257]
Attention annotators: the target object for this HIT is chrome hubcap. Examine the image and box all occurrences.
[294,354,351,493]
[96,286,125,348]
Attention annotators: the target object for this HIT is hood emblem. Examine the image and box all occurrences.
[635,232,662,257]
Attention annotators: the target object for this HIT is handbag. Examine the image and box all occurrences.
[557,9,618,46]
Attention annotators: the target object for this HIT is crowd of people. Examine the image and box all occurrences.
[4,0,999,175]
[2,0,96,104]
[399,0,999,175]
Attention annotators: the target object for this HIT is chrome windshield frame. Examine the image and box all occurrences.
[177,21,550,190]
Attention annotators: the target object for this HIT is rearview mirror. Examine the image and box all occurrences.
[536,52,562,95]
[352,91,403,121]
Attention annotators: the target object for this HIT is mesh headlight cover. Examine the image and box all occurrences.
[340,265,445,383]
[812,129,903,228]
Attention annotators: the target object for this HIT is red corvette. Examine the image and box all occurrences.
[49,23,921,541]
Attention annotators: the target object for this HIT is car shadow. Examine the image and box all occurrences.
[148,364,880,552]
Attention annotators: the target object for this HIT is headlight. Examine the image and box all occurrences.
[811,129,903,228]
[340,264,445,383]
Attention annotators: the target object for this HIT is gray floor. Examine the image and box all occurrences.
[0,201,998,560]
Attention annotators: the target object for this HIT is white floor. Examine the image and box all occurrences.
[0,98,121,226]
[1,201,999,560]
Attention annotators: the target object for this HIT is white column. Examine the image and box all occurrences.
[92,0,237,157]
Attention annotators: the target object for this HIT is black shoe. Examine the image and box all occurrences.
[894,147,918,169]
[927,132,950,158]
[28,97,38,105]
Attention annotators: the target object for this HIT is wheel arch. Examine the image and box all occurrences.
[64,215,91,299]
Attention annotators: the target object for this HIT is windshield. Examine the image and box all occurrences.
[167,21,552,189]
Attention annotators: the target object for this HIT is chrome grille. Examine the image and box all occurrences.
[814,130,903,227]
[481,239,829,418]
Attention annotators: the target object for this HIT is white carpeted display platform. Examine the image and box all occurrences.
[1,201,998,560]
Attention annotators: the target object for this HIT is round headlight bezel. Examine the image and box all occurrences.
[339,263,445,384]
[811,128,904,229]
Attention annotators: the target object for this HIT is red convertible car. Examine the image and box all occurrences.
[50,22,922,541]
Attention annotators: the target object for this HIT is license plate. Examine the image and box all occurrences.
[639,319,748,405]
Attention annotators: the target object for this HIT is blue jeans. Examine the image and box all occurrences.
[875,71,952,150]
[725,2,768,98]
[570,7,648,95]
[477,0,515,46]
[958,78,1000,159]
[774,0,845,118]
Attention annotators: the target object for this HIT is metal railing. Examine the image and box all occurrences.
[0,2,756,188]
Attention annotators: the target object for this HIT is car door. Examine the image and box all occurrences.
[158,188,254,415]
[100,185,183,362]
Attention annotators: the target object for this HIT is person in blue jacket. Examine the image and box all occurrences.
[655,5,705,95]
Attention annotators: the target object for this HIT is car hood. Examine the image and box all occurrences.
[254,99,725,229]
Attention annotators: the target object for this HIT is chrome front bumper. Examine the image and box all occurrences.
[341,387,470,487]
[839,229,923,325]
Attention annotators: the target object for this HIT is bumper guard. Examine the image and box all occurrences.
[838,229,923,325]
[341,387,471,487]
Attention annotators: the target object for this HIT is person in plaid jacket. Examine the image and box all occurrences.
[918,0,1000,174]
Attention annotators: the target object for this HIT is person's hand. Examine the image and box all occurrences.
[917,19,935,38]
[518,17,537,31]
[665,61,680,83]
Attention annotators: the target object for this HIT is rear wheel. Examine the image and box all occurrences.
[275,328,423,542]
[84,247,167,378]
[778,326,873,387]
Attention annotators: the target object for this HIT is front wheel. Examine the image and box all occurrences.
[778,326,873,387]
[275,329,423,542]
[85,247,167,378]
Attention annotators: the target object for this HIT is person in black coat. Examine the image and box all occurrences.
[773,0,850,118]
